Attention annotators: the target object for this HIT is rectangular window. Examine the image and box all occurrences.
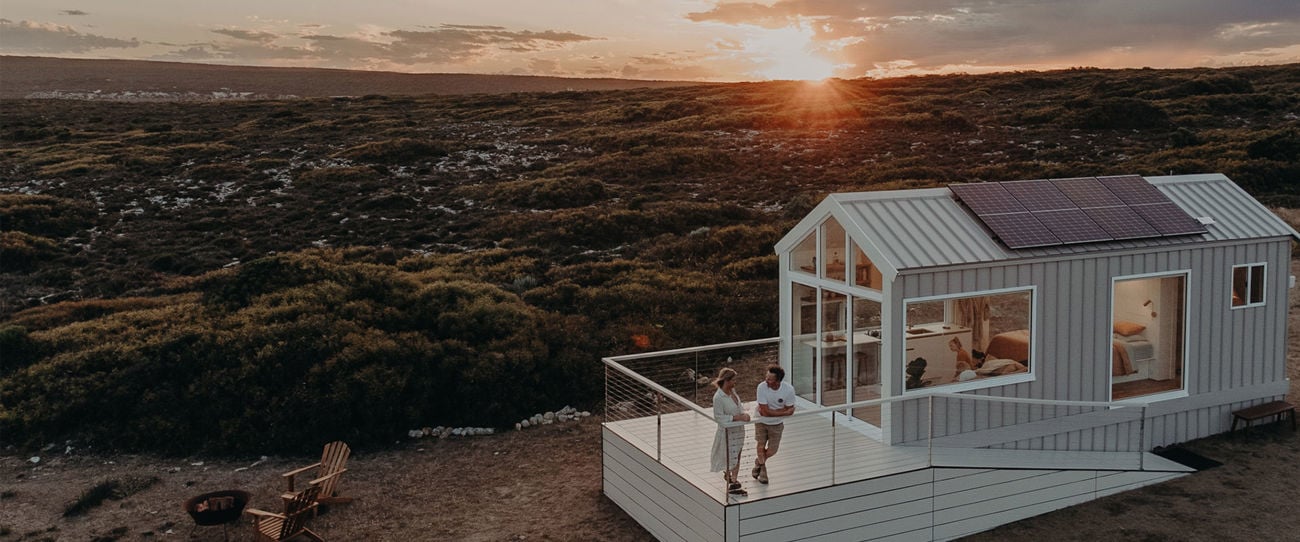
[903,289,1033,391]
[1112,274,1187,400]
[1232,263,1266,308]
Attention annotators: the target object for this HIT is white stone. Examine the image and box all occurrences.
[28,456,39,464]
[521,420,530,428]
[543,412,555,422]
[515,423,522,431]
[580,411,591,417]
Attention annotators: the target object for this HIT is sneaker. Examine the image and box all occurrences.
[751,465,762,479]
[758,465,769,484]
[727,481,741,491]
[728,485,748,496]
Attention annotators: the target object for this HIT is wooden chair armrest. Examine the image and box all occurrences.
[245,508,284,519]
[309,468,347,487]
[283,462,323,490]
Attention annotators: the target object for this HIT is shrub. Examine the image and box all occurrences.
[1247,129,1300,162]
[335,138,451,163]
[1063,97,1172,129]
[478,176,610,209]
[0,231,60,269]
[0,252,600,453]
[0,194,97,237]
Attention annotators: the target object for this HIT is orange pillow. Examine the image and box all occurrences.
[1113,321,1146,336]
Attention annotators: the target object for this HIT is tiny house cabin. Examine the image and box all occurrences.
[601,173,1297,541]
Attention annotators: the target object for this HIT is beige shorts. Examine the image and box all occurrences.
[755,423,785,453]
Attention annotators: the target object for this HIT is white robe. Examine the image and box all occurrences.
[710,388,746,472]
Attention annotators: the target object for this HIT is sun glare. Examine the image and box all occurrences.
[748,25,837,81]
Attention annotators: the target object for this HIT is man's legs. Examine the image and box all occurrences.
[755,423,784,484]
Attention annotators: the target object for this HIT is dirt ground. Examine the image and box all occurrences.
[4,272,1300,542]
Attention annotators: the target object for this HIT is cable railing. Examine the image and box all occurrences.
[604,338,1156,502]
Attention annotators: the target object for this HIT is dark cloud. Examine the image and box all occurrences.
[59,10,88,16]
[687,0,1300,75]
[0,19,137,53]
[212,28,280,43]
[148,23,602,69]
[382,25,599,64]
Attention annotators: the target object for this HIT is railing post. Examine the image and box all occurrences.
[1139,404,1147,470]
[656,391,662,462]
[831,408,837,485]
[928,395,934,467]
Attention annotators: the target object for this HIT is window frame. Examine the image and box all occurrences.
[1231,262,1267,309]
[899,285,1038,396]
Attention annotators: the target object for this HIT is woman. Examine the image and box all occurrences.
[949,336,975,380]
[710,367,751,496]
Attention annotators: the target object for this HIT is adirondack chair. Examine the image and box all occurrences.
[283,441,352,505]
[246,485,323,542]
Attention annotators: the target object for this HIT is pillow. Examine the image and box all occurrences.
[1113,321,1146,337]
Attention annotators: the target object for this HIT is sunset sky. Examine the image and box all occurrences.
[2,1,1298,81]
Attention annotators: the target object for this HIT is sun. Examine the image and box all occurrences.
[747,25,837,81]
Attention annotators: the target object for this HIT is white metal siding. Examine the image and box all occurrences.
[604,427,725,542]
[888,238,1291,449]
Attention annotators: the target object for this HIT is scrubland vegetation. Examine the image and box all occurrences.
[1,65,1298,455]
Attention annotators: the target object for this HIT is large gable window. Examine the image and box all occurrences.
[1232,263,1265,308]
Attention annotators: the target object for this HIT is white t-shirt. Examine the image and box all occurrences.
[755,380,796,425]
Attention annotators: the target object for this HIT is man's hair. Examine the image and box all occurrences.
[767,364,785,382]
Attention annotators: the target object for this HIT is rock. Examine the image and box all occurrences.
[521,420,530,428]
[233,467,249,472]
[408,430,423,438]
[28,456,39,464]
[580,411,591,417]
[515,423,522,431]
[543,412,555,422]
[65,446,74,455]
[190,462,204,466]
[422,427,434,437]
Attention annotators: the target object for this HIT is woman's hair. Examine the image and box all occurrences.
[714,367,737,390]
[949,336,962,349]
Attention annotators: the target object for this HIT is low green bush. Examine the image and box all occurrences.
[0,251,599,454]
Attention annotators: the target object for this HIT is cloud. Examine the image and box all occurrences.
[0,19,138,53]
[212,28,280,43]
[59,10,88,16]
[686,0,1300,76]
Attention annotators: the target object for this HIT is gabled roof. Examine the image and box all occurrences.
[776,174,1300,275]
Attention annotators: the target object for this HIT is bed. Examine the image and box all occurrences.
[984,329,1029,363]
[1112,321,1155,377]
[1112,331,1154,374]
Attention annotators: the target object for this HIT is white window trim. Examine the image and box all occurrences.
[900,285,1038,397]
[1108,270,1192,402]
[1231,262,1267,309]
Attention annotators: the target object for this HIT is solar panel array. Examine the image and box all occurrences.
[949,175,1207,249]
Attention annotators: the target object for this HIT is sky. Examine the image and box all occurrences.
[2,1,1299,81]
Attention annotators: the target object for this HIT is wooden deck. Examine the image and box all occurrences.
[604,408,1190,506]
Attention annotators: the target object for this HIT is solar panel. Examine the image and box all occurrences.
[1083,206,1161,239]
[1052,177,1125,208]
[1031,209,1112,244]
[1097,175,1170,205]
[1002,179,1075,211]
[1131,203,1209,236]
[948,183,1026,215]
[977,213,1061,249]
[949,175,1207,250]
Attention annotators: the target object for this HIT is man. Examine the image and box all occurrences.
[753,364,795,484]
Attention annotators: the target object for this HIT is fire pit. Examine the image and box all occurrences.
[184,489,251,540]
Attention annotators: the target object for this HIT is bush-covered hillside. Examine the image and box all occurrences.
[2,64,1298,454]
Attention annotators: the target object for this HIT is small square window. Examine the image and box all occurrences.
[1232,263,1266,308]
